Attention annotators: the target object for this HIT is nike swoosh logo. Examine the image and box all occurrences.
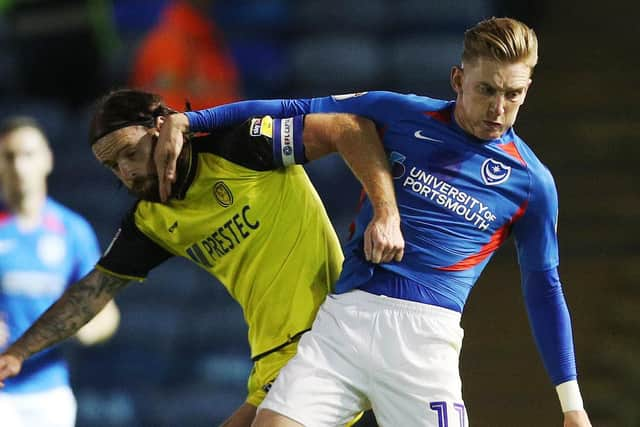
[414,130,443,143]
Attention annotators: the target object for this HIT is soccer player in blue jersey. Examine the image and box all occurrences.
[151,17,592,427]
[0,117,120,427]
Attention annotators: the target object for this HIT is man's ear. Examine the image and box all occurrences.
[450,65,463,94]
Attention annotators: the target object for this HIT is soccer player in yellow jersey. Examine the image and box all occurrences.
[0,89,404,426]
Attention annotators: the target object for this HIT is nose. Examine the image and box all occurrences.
[490,95,505,116]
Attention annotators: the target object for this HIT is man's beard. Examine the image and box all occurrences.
[128,175,161,202]
[124,142,190,203]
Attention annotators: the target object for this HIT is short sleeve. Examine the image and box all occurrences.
[97,207,173,280]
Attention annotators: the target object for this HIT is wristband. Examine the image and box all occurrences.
[556,380,584,412]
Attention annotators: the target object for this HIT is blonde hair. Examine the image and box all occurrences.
[462,17,538,69]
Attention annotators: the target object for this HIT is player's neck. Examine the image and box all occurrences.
[8,190,47,230]
[452,105,473,137]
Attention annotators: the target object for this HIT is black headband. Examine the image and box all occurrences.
[90,116,157,145]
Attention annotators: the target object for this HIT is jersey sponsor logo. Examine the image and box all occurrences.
[413,130,443,143]
[481,158,511,186]
[213,181,234,207]
[331,92,368,101]
[403,167,497,231]
[389,151,407,179]
[37,234,66,267]
[186,204,260,268]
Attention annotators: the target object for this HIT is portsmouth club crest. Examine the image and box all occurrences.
[389,151,407,179]
[481,158,511,185]
[213,181,234,207]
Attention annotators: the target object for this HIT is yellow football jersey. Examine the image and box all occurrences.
[110,138,343,358]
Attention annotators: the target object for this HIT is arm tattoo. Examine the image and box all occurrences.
[8,269,130,360]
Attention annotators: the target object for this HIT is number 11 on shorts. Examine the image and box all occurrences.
[429,401,466,427]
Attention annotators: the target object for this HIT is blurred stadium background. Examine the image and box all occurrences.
[0,0,637,426]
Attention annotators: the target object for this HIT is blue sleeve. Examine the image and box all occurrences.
[512,166,559,271]
[185,91,421,131]
[69,216,101,283]
[186,99,313,131]
[308,91,411,125]
[521,267,577,385]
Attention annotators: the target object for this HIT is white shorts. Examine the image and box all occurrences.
[0,385,77,427]
[259,290,468,427]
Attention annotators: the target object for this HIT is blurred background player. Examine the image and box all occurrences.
[0,117,120,427]
[130,0,241,110]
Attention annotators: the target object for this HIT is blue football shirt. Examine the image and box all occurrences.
[307,92,559,311]
[0,198,100,393]
[185,90,577,385]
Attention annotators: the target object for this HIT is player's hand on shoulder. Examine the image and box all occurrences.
[364,205,404,264]
[156,113,190,203]
[0,352,23,387]
[563,410,592,427]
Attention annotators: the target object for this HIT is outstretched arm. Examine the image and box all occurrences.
[156,112,404,262]
[154,93,403,201]
[156,99,312,202]
[0,269,131,386]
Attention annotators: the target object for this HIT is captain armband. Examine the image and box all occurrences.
[249,115,307,167]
